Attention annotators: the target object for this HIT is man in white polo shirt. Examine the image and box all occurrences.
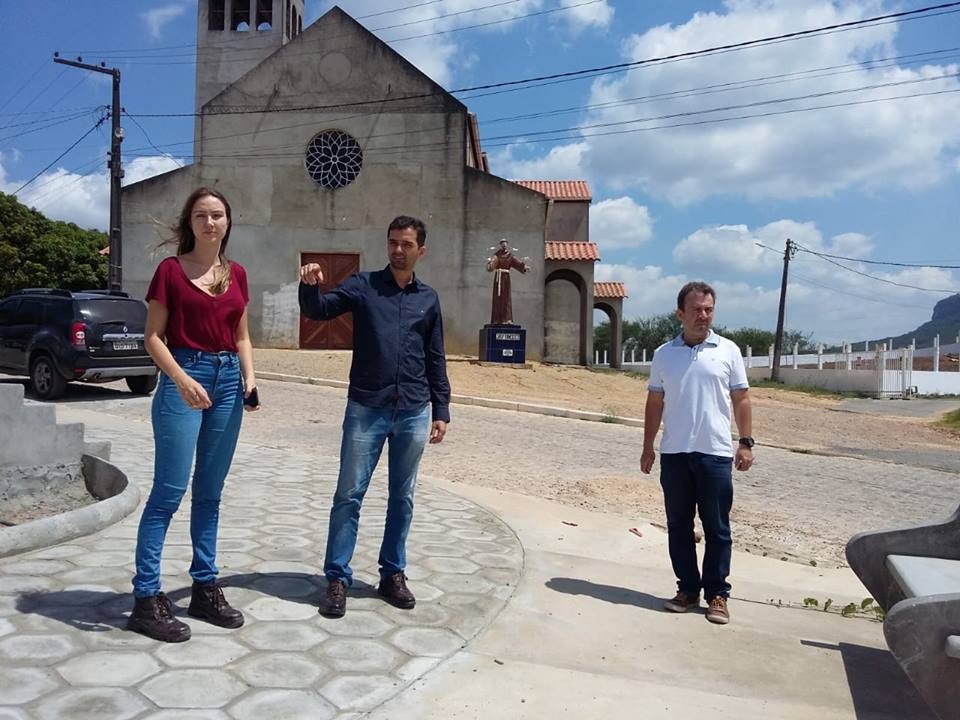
[641,281,754,625]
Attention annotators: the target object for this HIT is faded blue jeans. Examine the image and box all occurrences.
[324,399,431,586]
[659,452,734,600]
[132,349,244,598]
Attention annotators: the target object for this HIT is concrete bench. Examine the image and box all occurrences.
[846,505,960,720]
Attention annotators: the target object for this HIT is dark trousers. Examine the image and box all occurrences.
[659,452,734,599]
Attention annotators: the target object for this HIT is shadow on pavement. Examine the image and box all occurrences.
[546,577,665,612]
[16,590,130,633]
[801,639,936,719]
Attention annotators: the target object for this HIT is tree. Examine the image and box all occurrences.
[595,312,816,359]
[595,313,681,355]
[0,191,108,296]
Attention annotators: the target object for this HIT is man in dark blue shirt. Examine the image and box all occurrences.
[298,215,450,618]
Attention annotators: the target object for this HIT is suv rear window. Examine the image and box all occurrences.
[78,298,148,329]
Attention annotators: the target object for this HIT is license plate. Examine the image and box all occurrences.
[112,341,139,351]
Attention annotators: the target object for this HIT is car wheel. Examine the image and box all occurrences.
[30,355,67,400]
[126,373,159,395]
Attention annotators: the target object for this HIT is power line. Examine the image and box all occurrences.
[124,2,960,119]
[0,109,100,143]
[121,110,184,168]
[795,243,958,294]
[790,271,935,310]
[65,0,599,65]
[795,247,960,269]
[59,0,475,55]
[385,0,601,42]
[481,46,960,124]
[0,60,47,114]
[122,65,960,158]
[7,67,67,121]
[363,0,526,33]
[122,82,960,164]
[355,0,446,20]
[12,116,108,195]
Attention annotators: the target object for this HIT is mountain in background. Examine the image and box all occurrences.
[864,294,960,349]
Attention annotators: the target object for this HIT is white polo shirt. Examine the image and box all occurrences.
[648,330,749,457]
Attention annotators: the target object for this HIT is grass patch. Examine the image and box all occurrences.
[750,379,866,399]
[588,366,647,380]
[935,408,960,432]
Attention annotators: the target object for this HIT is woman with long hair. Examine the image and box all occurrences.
[128,187,259,643]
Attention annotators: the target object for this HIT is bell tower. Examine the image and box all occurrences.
[195,0,305,112]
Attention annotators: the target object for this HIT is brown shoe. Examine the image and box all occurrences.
[187,581,244,628]
[127,592,191,643]
[320,579,347,618]
[663,591,700,613]
[378,571,415,609]
[706,595,730,624]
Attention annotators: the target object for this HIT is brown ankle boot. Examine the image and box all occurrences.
[127,593,191,643]
[378,572,415,609]
[187,581,244,628]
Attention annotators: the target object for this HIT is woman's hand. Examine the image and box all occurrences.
[175,375,211,410]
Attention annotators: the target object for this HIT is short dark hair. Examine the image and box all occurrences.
[387,215,427,247]
[677,281,715,310]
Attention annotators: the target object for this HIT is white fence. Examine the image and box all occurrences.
[597,336,960,397]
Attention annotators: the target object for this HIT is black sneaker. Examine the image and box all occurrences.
[319,579,347,618]
[127,592,191,643]
[187,581,244,628]
[378,571,416,609]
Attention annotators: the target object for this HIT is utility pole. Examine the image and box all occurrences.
[771,238,796,382]
[53,54,124,292]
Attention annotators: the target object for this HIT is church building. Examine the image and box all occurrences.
[122,2,626,364]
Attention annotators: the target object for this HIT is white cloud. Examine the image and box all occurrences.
[1,155,183,232]
[328,0,544,86]
[557,0,614,33]
[500,0,960,203]
[590,196,653,249]
[142,4,187,40]
[664,217,958,343]
[490,141,587,179]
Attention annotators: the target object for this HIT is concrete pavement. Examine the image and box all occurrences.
[0,402,937,719]
[0,412,521,719]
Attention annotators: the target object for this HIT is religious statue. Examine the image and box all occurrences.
[486,239,529,325]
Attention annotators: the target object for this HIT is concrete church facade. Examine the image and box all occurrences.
[122,2,622,364]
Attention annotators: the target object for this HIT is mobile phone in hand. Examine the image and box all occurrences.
[243,386,260,408]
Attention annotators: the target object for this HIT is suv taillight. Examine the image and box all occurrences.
[70,322,87,349]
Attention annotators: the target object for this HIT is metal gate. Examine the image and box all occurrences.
[875,347,914,399]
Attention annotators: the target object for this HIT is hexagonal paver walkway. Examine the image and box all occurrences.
[0,417,522,719]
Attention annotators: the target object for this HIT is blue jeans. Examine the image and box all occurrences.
[132,349,244,598]
[659,452,734,600]
[324,400,430,586]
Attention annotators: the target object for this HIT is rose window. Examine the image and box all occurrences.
[305,130,363,189]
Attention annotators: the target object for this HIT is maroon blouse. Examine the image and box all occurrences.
[146,256,249,352]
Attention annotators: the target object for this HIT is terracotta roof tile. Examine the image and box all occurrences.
[594,281,628,299]
[512,180,591,201]
[545,241,600,262]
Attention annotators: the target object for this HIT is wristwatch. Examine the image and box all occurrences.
[738,436,755,449]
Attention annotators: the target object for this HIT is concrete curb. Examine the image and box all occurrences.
[0,454,140,559]
[257,371,646,427]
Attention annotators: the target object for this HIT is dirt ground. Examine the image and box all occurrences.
[253,348,958,458]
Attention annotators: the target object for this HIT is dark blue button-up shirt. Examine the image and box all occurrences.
[298,266,451,423]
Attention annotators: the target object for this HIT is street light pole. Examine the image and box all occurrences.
[53,54,124,292]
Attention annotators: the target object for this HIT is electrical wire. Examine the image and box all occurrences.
[795,247,960,269]
[11,116,107,195]
[795,243,958,294]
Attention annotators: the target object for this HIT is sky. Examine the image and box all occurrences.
[1,0,958,346]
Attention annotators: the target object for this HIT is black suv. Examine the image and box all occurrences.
[0,288,158,400]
